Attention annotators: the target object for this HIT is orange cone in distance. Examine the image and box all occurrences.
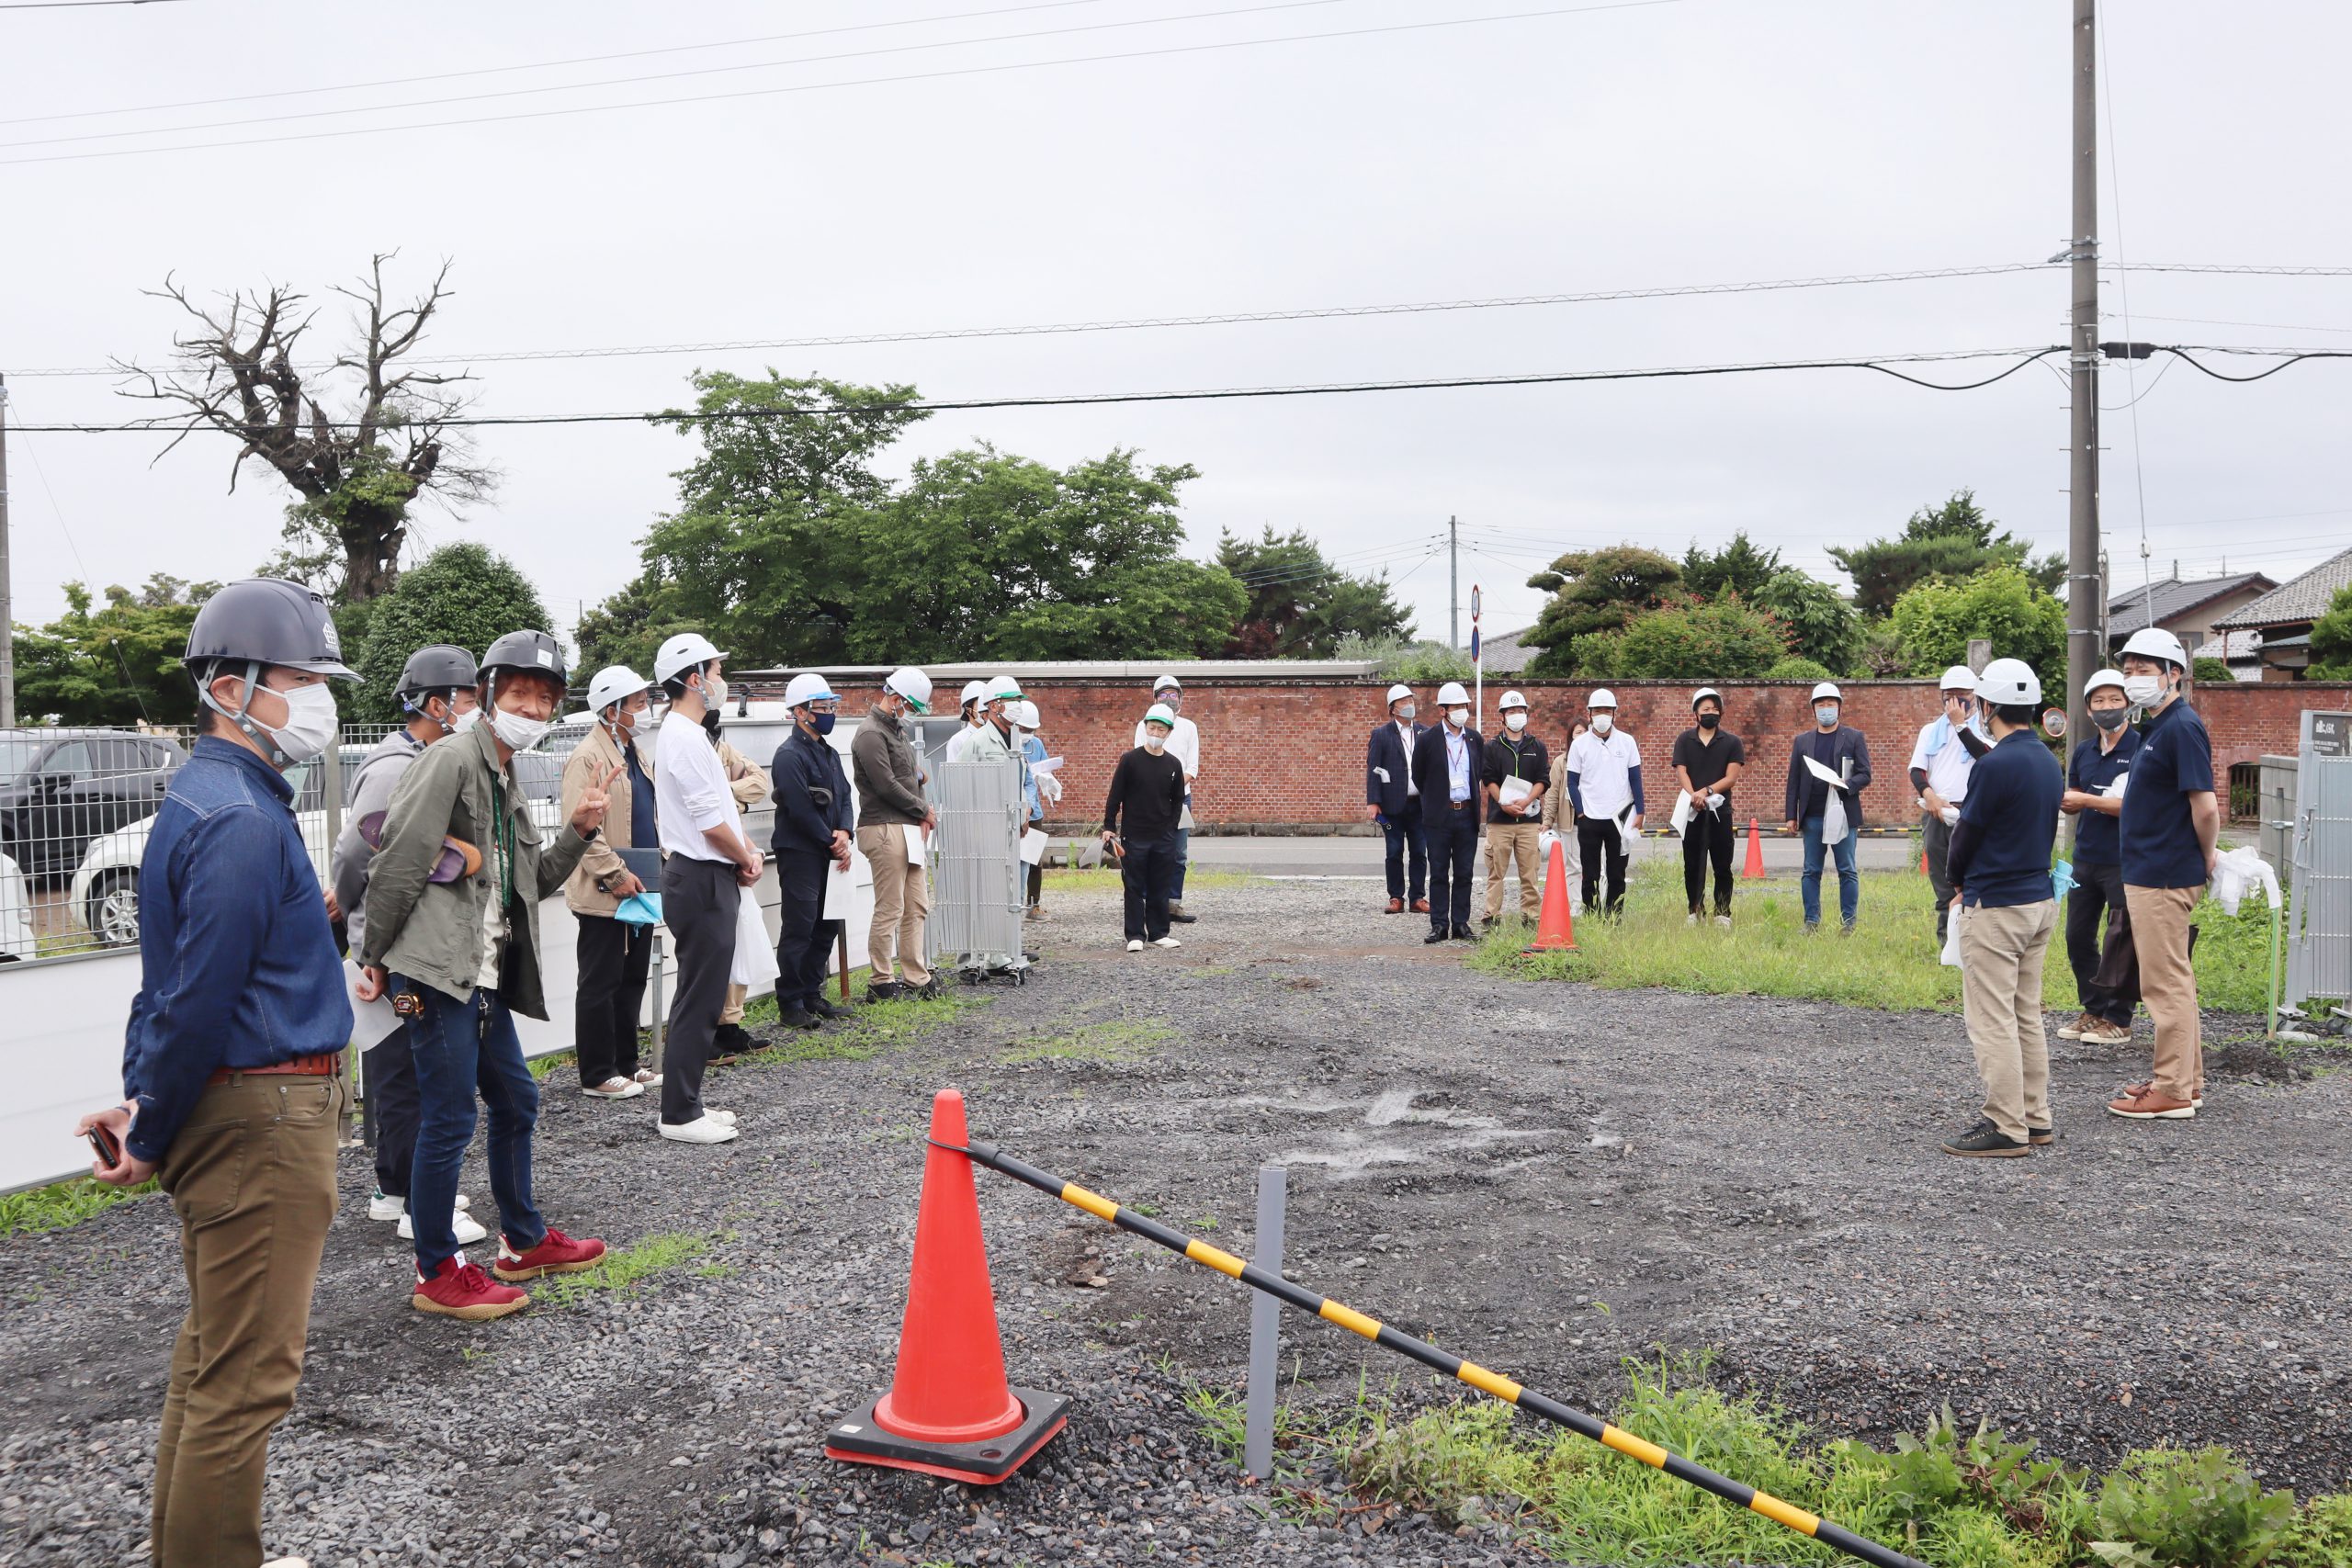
[1524,836,1578,953]
[826,1089,1069,1484]
[1742,818,1767,880]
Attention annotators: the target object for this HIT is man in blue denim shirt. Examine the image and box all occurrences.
[74,578,357,1568]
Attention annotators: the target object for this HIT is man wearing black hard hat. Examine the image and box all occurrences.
[74,577,358,1568]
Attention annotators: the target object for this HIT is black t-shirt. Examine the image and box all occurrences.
[1670,727,1746,807]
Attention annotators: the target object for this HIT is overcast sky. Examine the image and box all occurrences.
[6,0,2348,651]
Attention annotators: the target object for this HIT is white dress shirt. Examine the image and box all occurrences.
[653,709,745,862]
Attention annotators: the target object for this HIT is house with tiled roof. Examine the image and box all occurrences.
[2211,547,2352,680]
[2103,570,2276,673]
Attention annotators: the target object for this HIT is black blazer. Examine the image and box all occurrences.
[1411,723,1486,829]
[1365,720,1424,820]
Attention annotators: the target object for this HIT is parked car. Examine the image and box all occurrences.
[0,729,187,883]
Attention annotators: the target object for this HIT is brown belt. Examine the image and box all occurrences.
[209,1052,344,1085]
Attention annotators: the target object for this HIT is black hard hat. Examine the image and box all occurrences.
[183,578,359,681]
[479,629,569,690]
[396,644,480,703]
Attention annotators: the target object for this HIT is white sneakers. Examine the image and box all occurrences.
[1126,939,1145,953]
[660,1115,738,1145]
[369,1190,470,1222]
[1151,935,1182,949]
[583,1077,644,1100]
[399,1208,489,1245]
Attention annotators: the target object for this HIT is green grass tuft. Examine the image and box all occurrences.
[0,1175,162,1238]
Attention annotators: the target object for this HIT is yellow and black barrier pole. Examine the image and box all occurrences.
[941,1135,1930,1568]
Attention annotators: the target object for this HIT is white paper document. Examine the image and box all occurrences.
[1020,828,1049,866]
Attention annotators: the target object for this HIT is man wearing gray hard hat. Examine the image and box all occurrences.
[1364,682,1427,915]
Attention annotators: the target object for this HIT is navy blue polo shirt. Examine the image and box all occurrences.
[2065,726,2139,866]
[1951,729,2062,908]
[2120,698,2215,890]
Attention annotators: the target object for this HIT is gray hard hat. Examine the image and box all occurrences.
[182,578,359,681]
[479,629,569,690]
[396,644,480,703]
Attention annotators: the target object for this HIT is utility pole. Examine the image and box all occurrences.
[1448,514,1459,649]
[0,373,14,731]
[2064,0,2099,750]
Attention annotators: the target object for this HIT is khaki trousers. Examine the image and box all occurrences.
[2124,883,2205,1101]
[153,1073,343,1568]
[1483,821,1544,920]
[857,823,932,985]
[1959,900,2056,1142]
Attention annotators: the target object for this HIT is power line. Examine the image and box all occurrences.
[0,1,1683,166]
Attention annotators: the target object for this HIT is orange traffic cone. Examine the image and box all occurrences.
[826,1089,1069,1484]
[1742,818,1767,880]
[1524,837,1578,953]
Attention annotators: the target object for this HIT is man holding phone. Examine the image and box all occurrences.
[75,578,360,1568]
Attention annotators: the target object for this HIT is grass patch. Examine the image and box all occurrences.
[536,1230,712,1306]
[1001,1015,1173,1064]
[1471,859,2283,1015]
[0,1175,161,1237]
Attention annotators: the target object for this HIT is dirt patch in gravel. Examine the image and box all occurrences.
[5,878,2347,1568]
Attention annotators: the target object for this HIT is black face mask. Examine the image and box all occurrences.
[2091,707,2130,732]
[1697,713,1720,730]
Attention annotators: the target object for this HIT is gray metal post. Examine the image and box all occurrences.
[648,929,666,1074]
[2064,0,2101,754]
[1243,1165,1286,1480]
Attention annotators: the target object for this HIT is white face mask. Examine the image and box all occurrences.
[249,680,337,763]
[1447,706,1470,728]
[1589,713,1613,735]
[2122,673,2167,708]
[1395,704,1416,722]
[492,707,552,753]
[1505,712,1529,732]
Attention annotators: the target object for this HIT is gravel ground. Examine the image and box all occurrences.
[5,876,2348,1568]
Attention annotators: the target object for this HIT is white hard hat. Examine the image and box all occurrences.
[1498,689,1530,712]
[959,679,989,707]
[1385,682,1413,705]
[1435,681,1470,706]
[585,665,650,717]
[2085,667,2129,699]
[652,632,724,685]
[1587,688,1618,710]
[1151,671,1182,694]
[784,671,839,709]
[1976,657,2041,707]
[1691,686,1723,710]
[1143,702,1178,730]
[1811,682,1843,703]
[884,667,933,713]
[988,672,1025,704]
[1939,665,1979,693]
[2120,626,2190,669]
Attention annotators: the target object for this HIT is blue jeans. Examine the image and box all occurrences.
[393,975,546,1272]
[1800,816,1860,929]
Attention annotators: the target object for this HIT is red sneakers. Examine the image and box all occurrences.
[413,1256,529,1320]
[492,1226,607,1281]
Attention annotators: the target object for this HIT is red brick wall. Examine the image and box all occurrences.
[792,675,2352,831]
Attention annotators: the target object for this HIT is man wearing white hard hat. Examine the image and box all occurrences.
[1103,703,1188,950]
[2109,626,2216,1121]
[943,678,991,764]
[853,667,939,1000]
[1566,689,1642,918]
[1409,682,1483,942]
[2055,668,2139,1048]
[650,632,759,1145]
[1480,690,1549,926]
[1135,673,1201,922]
[1781,681,1874,933]
[1939,658,2065,1157]
[565,665,662,1101]
[770,672,855,1029]
[1364,682,1427,915]
[1908,665,1993,944]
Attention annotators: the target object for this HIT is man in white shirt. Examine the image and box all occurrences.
[1133,673,1201,922]
[1566,688,1644,917]
[1908,666,1990,944]
[650,632,763,1145]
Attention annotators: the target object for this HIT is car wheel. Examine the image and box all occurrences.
[89,870,141,948]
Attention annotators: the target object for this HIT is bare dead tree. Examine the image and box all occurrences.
[117,253,495,603]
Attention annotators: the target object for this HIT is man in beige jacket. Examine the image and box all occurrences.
[565,667,662,1100]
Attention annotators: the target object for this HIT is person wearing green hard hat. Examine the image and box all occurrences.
[1103,703,1188,951]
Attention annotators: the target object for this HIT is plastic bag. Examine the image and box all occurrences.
[1668,790,1694,839]
[615,890,663,928]
[730,885,779,987]
[1940,904,1963,968]
[1822,791,1850,848]
[2210,845,2280,918]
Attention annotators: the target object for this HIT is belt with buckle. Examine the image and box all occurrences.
[209,1051,344,1085]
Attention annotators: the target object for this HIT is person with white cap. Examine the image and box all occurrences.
[1566,689,1643,918]
[2055,667,2140,1048]
[564,664,663,1100]
[1781,681,1873,933]
[1410,681,1484,942]
[1135,672,1201,922]
[1908,665,1993,944]
[2108,626,2217,1121]
[650,631,760,1145]
[944,678,992,764]
[853,666,940,1000]
[1670,687,1746,926]
[1364,682,1427,914]
[1480,690,1549,926]
[770,672,856,1028]
[1102,702,1188,950]
[1939,658,2066,1157]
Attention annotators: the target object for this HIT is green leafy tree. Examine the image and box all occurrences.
[349,542,552,724]
[2306,584,2352,680]
[12,575,220,728]
[1680,531,1783,600]
[1752,569,1862,673]
[1521,545,1684,676]
[1888,565,2067,689]
[1829,490,2064,617]
[1572,592,1791,680]
[1213,526,1412,656]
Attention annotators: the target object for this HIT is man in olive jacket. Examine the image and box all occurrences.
[359,630,614,1320]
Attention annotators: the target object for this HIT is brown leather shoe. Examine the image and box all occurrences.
[1410,898,1431,914]
[1385,897,1405,914]
[2107,1089,2197,1120]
